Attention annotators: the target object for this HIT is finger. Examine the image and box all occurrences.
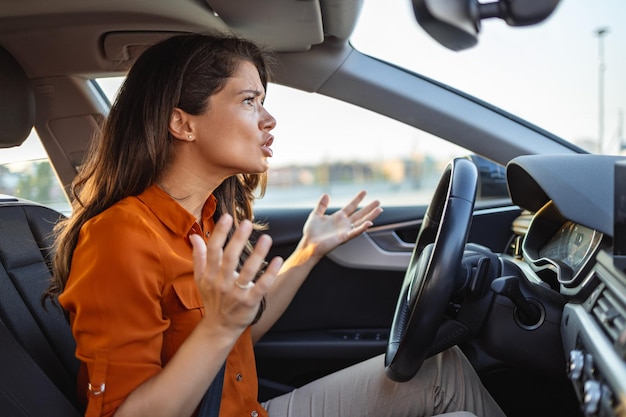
[221,219,253,274]
[350,220,374,235]
[340,190,367,216]
[353,201,383,221]
[189,234,207,280]
[348,204,383,237]
[351,200,383,224]
[363,204,384,223]
[251,255,283,293]
[203,214,234,276]
[205,214,234,254]
[312,194,330,216]
[237,234,273,288]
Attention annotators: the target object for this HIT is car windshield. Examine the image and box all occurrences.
[351,0,626,156]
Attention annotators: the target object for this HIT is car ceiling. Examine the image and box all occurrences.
[0,0,362,80]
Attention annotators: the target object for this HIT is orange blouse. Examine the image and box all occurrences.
[59,184,267,417]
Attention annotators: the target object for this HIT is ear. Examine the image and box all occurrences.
[169,108,195,142]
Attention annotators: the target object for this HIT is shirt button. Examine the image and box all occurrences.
[251,411,259,417]
[235,373,243,382]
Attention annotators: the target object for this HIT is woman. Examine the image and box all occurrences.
[48,33,505,417]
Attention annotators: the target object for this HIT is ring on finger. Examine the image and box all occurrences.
[235,280,254,290]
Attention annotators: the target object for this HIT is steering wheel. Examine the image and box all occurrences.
[385,157,478,382]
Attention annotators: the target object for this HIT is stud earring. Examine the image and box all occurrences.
[187,135,193,139]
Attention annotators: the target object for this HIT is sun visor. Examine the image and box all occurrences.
[207,0,324,51]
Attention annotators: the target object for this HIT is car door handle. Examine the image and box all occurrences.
[326,230,413,271]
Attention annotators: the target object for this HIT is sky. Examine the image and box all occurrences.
[349,0,626,154]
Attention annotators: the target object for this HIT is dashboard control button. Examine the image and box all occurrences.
[583,380,601,416]
[568,349,584,381]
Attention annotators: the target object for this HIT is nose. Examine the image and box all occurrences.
[261,107,276,131]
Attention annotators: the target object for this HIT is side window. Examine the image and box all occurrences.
[260,84,509,208]
[0,129,71,215]
[94,79,509,208]
[470,154,509,201]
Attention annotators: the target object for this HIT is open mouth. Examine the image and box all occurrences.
[262,136,274,157]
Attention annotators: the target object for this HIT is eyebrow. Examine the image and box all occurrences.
[238,89,264,97]
[238,88,266,103]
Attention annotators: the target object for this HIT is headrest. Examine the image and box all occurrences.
[0,46,35,148]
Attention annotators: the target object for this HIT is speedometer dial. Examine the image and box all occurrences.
[539,222,597,270]
[538,221,602,280]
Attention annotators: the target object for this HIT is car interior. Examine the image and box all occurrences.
[0,1,625,417]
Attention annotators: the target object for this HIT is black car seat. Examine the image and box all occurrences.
[0,45,82,416]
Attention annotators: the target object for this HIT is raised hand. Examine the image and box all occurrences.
[189,214,283,332]
[300,190,383,261]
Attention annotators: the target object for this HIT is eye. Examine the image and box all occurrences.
[243,96,255,105]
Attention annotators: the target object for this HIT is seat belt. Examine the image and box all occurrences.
[0,316,81,416]
[197,362,225,417]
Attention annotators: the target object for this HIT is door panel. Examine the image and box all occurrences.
[254,204,520,400]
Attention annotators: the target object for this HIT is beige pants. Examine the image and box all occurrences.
[263,347,506,417]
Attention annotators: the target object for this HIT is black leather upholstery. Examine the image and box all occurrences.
[0,45,82,415]
[0,198,82,415]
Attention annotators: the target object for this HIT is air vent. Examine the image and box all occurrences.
[591,288,626,345]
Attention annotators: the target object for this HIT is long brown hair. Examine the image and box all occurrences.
[46,32,273,300]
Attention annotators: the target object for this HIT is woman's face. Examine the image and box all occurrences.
[189,60,276,179]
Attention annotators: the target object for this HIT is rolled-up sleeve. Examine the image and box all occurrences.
[60,208,169,417]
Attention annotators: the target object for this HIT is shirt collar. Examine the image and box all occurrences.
[137,184,218,238]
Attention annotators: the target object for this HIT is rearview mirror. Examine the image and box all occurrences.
[412,0,561,51]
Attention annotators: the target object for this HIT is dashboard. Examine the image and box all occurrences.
[505,154,626,417]
[520,203,624,416]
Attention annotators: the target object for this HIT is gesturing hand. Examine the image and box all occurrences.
[300,190,383,261]
[189,214,283,332]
